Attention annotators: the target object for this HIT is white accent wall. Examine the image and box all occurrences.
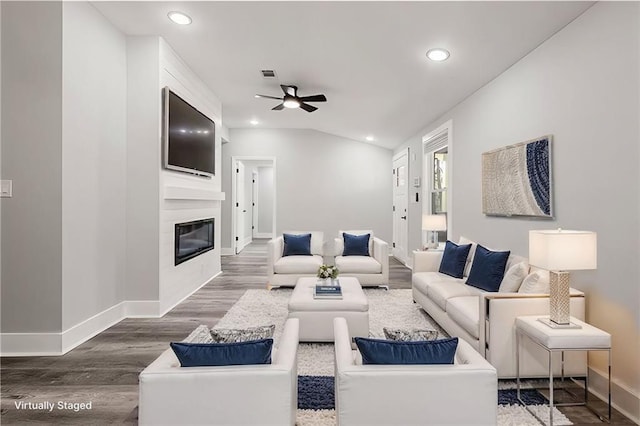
[157,39,223,315]
[222,129,393,252]
[394,3,639,420]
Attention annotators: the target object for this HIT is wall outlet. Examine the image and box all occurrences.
[1,180,12,198]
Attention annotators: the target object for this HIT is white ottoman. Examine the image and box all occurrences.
[288,277,369,342]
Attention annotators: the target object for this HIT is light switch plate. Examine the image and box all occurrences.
[1,180,13,198]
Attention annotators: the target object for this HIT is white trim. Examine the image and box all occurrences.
[159,270,222,317]
[254,232,274,239]
[221,247,235,256]
[61,302,128,353]
[588,366,640,424]
[0,272,223,356]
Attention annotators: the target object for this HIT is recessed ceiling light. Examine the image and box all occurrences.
[250,119,259,126]
[168,11,192,25]
[366,135,375,142]
[426,48,450,62]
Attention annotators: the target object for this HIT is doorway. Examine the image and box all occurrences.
[392,148,409,264]
[231,156,276,254]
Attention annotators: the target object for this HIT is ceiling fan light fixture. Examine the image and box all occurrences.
[168,11,192,25]
[250,119,259,125]
[283,98,300,109]
[426,48,450,62]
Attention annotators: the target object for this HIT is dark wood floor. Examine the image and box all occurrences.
[0,240,633,425]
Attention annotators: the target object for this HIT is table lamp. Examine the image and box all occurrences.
[528,229,597,327]
[422,214,447,249]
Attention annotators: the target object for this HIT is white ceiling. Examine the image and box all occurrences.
[93,1,593,149]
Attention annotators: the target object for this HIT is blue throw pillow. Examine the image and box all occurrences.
[466,245,511,292]
[283,233,312,256]
[343,233,370,256]
[439,240,471,278]
[354,337,458,365]
[170,339,273,367]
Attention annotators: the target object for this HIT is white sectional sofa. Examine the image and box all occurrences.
[267,231,324,288]
[412,245,586,378]
[334,317,497,426]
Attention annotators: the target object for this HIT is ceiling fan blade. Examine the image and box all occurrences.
[280,85,297,96]
[298,94,327,103]
[255,94,282,100]
[299,102,318,113]
[272,103,285,111]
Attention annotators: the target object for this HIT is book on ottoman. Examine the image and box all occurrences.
[314,284,343,299]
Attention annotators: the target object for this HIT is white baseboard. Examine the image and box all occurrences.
[61,302,128,353]
[159,270,222,317]
[0,274,218,356]
[588,366,640,424]
[221,247,235,256]
[253,232,273,239]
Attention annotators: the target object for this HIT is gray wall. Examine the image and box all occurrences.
[1,2,63,333]
[394,2,639,412]
[222,129,393,251]
[61,2,127,330]
[125,36,160,301]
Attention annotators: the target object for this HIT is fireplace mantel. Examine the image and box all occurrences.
[164,186,225,201]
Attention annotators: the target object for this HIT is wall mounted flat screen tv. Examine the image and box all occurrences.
[163,87,215,177]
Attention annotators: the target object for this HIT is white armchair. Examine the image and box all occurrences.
[138,318,300,426]
[333,317,497,426]
[333,230,389,288]
[267,231,324,288]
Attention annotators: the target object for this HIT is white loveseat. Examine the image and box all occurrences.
[333,230,389,288]
[267,231,324,288]
[412,245,586,379]
[138,318,300,426]
[334,317,497,426]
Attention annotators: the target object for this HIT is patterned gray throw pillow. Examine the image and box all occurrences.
[211,324,276,343]
[383,327,439,342]
[183,324,215,343]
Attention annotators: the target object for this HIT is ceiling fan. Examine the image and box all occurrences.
[255,85,327,112]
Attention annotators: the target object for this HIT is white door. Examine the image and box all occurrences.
[392,149,409,264]
[235,161,245,254]
[252,172,258,238]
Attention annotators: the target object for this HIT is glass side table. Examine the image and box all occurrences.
[515,315,611,425]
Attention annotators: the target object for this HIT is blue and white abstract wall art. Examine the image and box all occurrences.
[482,136,553,218]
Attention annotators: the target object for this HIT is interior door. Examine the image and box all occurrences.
[235,161,245,254]
[252,172,258,238]
[392,149,409,264]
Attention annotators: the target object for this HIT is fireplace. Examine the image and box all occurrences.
[175,218,214,265]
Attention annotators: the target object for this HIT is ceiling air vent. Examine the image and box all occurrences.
[261,69,277,78]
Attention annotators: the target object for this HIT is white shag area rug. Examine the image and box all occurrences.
[213,288,571,425]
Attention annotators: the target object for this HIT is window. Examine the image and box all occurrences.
[422,122,452,246]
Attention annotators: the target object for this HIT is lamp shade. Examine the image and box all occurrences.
[529,230,597,271]
[422,214,447,231]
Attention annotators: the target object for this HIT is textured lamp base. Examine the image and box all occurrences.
[425,231,439,249]
[549,270,571,325]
